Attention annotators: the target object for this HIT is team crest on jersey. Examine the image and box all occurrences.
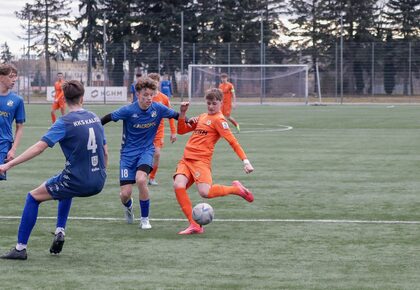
[206,120,212,126]
[151,111,157,118]
[222,122,229,129]
[7,100,13,107]
[91,156,98,167]
[195,171,201,178]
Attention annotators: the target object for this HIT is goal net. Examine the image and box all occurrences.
[188,64,308,103]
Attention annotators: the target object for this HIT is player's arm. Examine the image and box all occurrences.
[101,114,112,125]
[231,85,237,109]
[216,120,253,174]
[103,144,109,169]
[6,123,24,162]
[0,141,49,174]
[165,98,177,143]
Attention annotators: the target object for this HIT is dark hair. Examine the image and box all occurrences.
[62,80,84,105]
[135,73,142,77]
[0,64,17,76]
[57,72,63,76]
[220,73,228,78]
[205,88,223,102]
[135,77,157,92]
[147,73,161,82]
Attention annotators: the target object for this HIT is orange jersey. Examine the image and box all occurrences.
[153,91,176,139]
[219,82,234,106]
[177,112,247,164]
[54,80,64,101]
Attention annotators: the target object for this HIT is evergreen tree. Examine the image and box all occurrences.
[16,0,71,85]
[0,42,13,64]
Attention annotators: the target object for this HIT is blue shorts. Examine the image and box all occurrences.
[45,172,106,200]
[120,148,154,184]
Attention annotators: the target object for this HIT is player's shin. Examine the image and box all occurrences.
[207,184,239,198]
[17,193,41,247]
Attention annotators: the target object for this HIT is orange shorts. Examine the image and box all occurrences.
[153,137,164,149]
[52,98,66,110]
[174,158,212,185]
[221,103,232,117]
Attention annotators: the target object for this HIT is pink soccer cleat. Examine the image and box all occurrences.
[178,223,205,235]
[232,180,254,203]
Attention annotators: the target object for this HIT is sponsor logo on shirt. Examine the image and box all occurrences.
[193,129,208,136]
[0,111,9,117]
[132,114,139,118]
[133,122,156,129]
[73,117,101,127]
[206,120,212,126]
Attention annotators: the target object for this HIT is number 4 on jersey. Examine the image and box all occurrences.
[87,127,98,154]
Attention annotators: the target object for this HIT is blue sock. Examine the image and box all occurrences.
[140,199,149,218]
[56,198,72,229]
[17,193,40,245]
[124,198,132,208]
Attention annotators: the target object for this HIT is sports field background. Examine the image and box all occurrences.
[1,104,420,289]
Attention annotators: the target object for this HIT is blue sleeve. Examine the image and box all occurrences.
[15,98,26,124]
[41,119,66,147]
[111,105,130,121]
[159,103,178,119]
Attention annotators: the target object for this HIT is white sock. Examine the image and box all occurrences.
[55,227,65,235]
[16,243,27,251]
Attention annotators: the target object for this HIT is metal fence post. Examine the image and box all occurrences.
[371,42,375,96]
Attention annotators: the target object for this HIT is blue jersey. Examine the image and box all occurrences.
[160,80,172,97]
[111,102,178,158]
[0,92,25,153]
[42,110,107,198]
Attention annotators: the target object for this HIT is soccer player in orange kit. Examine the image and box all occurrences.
[147,73,177,185]
[219,73,240,132]
[51,72,65,123]
[173,88,254,235]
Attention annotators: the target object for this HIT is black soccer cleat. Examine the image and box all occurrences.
[0,248,27,260]
[49,232,65,254]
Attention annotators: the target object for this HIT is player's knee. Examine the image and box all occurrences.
[119,190,132,200]
[173,177,186,190]
[198,189,209,198]
[136,173,148,186]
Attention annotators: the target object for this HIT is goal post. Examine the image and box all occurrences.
[188,64,309,104]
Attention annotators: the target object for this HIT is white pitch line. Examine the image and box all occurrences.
[0,216,419,224]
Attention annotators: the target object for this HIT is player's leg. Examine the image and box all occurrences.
[228,116,240,132]
[1,183,53,260]
[136,165,153,229]
[120,158,136,224]
[206,181,253,202]
[50,198,72,254]
[51,102,58,123]
[149,144,162,186]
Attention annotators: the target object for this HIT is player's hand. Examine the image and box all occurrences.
[180,102,190,114]
[0,164,10,174]
[170,134,177,143]
[187,116,199,124]
[5,149,16,163]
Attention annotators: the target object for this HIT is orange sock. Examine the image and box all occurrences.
[207,184,240,198]
[230,119,238,127]
[175,188,197,225]
[51,113,56,124]
[149,165,158,179]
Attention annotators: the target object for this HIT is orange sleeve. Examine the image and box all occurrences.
[164,97,176,134]
[177,117,196,135]
[215,119,247,160]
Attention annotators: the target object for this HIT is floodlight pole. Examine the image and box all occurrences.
[27,11,31,103]
[103,12,107,104]
[181,11,184,101]
[260,11,264,104]
[340,12,344,104]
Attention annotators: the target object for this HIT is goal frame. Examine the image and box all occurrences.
[188,64,309,104]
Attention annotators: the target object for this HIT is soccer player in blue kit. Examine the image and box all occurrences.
[101,77,180,229]
[0,80,108,260]
[0,64,25,181]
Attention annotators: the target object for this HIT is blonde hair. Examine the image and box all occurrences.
[205,88,223,102]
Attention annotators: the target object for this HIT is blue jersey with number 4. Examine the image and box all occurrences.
[41,110,107,195]
[111,102,178,158]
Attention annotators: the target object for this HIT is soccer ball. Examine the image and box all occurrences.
[192,203,214,226]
